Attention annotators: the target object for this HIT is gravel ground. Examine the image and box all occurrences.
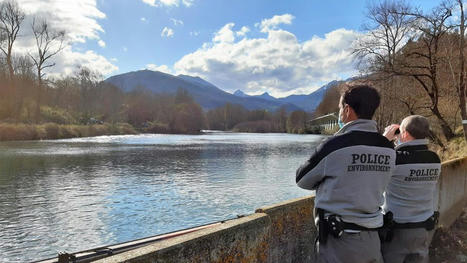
[430,208,467,263]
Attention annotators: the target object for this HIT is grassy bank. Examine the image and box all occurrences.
[432,128,467,161]
[437,136,467,161]
[0,122,137,141]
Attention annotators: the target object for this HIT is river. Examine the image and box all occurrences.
[0,132,326,262]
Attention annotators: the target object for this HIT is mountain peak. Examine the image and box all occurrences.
[234,90,249,97]
[257,92,277,101]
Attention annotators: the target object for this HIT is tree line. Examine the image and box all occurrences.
[206,104,310,133]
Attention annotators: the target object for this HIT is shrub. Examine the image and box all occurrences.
[233,120,274,133]
[117,123,137,134]
[0,123,38,140]
[43,123,60,139]
[40,106,76,124]
[0,122,138,141]
[144,122,170,134]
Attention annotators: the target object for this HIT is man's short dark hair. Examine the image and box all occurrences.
[341,85,380,119]
[401,115,430,139]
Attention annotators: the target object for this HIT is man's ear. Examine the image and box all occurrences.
[345,105,359,121]
[401,130,408,141]
[344,105,350,117]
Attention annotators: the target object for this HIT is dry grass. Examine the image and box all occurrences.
[0,122,138,141]
[431,131,467,162]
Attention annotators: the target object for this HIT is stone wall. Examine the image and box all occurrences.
[95,157,467,263]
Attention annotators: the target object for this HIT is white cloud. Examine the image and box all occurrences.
[111,57,118,62]
[50,47,118,78]
[190,31,200,36]
[170,18,184,26]
[7,0,117,77]
[146,64,172,74]
[141,0,193,7]
[236,26,250,37]
[213,23,235,43]
[141,17,147,22]
[122,46,128,52]
[181,0,193,6]
[257,14,295,33]
[98,40,106,47]
[15,0,106,43]
[174,16,360,97]
[161,27,174,38]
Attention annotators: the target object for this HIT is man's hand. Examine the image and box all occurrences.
[383,124,400,141]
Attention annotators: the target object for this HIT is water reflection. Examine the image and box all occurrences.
[0,133,325,262]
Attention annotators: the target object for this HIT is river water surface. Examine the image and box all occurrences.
[0,132,326,262]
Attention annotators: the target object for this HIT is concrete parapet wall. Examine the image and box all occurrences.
[95,213,272,263]
[95,197,318,263]
[96,157,466,263]
[256,196,316,263]
[437,157,467,228]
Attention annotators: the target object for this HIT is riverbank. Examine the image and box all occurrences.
[0,122,137,141]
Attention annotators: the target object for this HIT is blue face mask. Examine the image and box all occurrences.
[338,119,345,128]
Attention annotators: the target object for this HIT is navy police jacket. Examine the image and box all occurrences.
[296,119,396,228]
[383,139,441,223]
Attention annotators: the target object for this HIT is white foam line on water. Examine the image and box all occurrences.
[45,133,328,146]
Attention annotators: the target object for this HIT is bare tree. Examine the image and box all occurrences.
[29,17,65,122]
[13,54,34,78]
[354,0,415,72]
[355,1,456,141]
[0,0,24,80]
[398,4,455,140]
[455,0,467,140]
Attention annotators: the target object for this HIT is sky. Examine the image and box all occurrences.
[6,0,443,97]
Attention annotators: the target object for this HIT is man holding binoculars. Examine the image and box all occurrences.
[382,115,441,263]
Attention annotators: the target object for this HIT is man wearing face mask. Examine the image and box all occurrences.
[296,85,396,263]
[381,115,441,263]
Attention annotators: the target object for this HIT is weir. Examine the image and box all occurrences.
[42,157,467,263]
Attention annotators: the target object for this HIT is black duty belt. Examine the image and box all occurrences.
[316,208,380,245]
[393,212,439,231]
[379,211,439,243]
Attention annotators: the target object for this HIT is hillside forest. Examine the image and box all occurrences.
[313,0,467,155]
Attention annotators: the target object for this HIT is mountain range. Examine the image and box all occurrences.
[233,80,341,112]
[105,70,341,113]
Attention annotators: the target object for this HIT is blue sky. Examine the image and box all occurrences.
[93,0,368,72]
[13,0,443,97]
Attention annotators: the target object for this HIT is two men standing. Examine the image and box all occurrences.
[296,85,441,263]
